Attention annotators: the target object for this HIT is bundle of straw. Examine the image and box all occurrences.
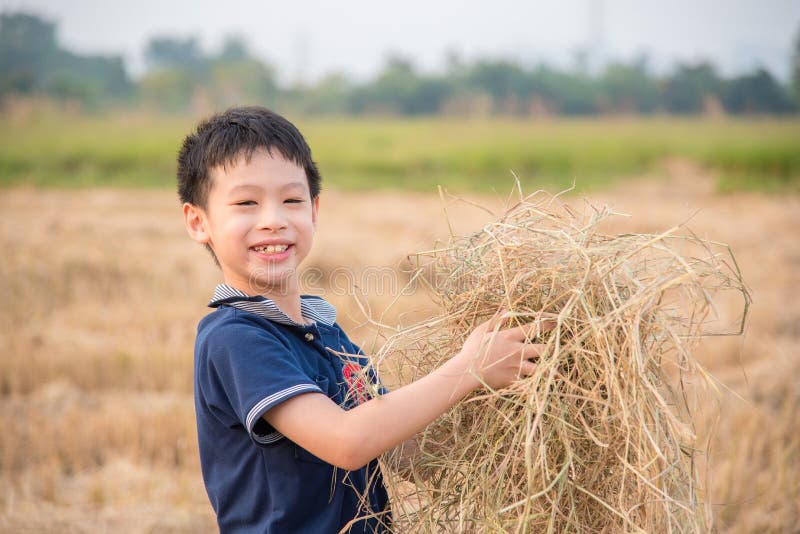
[374,189,749,533]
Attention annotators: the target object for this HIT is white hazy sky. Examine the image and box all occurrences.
[1,0,798,84]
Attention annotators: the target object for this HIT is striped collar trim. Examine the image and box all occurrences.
[208,284,336,327]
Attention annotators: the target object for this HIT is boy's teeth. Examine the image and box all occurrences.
[254,244,288,254]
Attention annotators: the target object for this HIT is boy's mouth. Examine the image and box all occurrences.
[252,244,290,254]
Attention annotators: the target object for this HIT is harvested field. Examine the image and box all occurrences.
[0,161,798,532]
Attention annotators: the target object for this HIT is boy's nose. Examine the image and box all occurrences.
[257,205,288,231]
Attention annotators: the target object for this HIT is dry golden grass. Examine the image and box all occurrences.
[0,161,798,532]
[375,188,749,532]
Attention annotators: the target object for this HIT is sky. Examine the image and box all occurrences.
[1,0,798,85]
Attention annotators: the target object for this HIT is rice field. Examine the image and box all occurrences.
[0,112,798,532]
[1,110,799,193]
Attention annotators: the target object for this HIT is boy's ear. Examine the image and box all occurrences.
[183,202,211,244]
[311,196,320,230]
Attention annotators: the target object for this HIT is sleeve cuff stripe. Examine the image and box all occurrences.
[245,383,322,433]
[253,431,284,444]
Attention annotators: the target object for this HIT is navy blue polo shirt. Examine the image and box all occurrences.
[193,284,390,533]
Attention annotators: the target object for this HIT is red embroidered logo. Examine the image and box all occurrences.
[342,362,370,405]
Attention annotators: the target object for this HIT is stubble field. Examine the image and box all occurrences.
[0,160,798,532]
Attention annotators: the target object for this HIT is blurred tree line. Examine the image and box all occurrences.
[0,13,130,106]
[2,11,799,116]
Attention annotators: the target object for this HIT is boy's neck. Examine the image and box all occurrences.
[225,280,310,325]
[264,290,310,325]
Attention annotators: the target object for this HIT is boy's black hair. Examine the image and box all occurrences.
[177,106,322,264]
[178,106,321,208]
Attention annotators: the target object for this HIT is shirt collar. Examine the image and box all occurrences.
[208,283,336,327]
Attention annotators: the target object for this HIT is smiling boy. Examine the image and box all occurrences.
[179,106,549,533]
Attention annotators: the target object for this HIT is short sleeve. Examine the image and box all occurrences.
[199,317,322,445]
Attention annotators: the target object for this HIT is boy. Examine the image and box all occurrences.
[179,106,548,533]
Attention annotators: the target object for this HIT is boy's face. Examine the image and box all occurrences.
[183,148,319,297]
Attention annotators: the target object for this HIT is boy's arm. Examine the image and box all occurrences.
[265,313,552,471]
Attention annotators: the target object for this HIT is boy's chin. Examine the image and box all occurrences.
[245,273,298,295]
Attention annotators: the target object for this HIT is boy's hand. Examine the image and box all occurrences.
[456,309,556,390]
[263,308,556,472]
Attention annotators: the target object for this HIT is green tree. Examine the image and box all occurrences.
[466,60,530,108]
[791,24,800,106]
[599,57,660,113]
[292,72,352,114]
[50,51,131,102]
[351,55,449,115]
[0,12,130,105]
[529,65,597,115]
[218,36,248,62]
[209,36,279,107]
[209,59,278,107]
[140,34,281,112]
[723,68,794,114]
[138,69,196,111]
[144,36,203,70]
[0,12,57,94]
[663,62,723,114]
[140,36,206,111]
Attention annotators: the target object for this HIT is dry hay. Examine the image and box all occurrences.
[372,189,750,533]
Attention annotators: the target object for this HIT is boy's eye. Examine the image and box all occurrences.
[235,200,256,206]
[285,198,303,204]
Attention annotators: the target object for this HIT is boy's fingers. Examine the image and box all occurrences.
[511,319,557,340]
[482,306,508,333]
[518,360,537,378]
[520,343,544,361]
